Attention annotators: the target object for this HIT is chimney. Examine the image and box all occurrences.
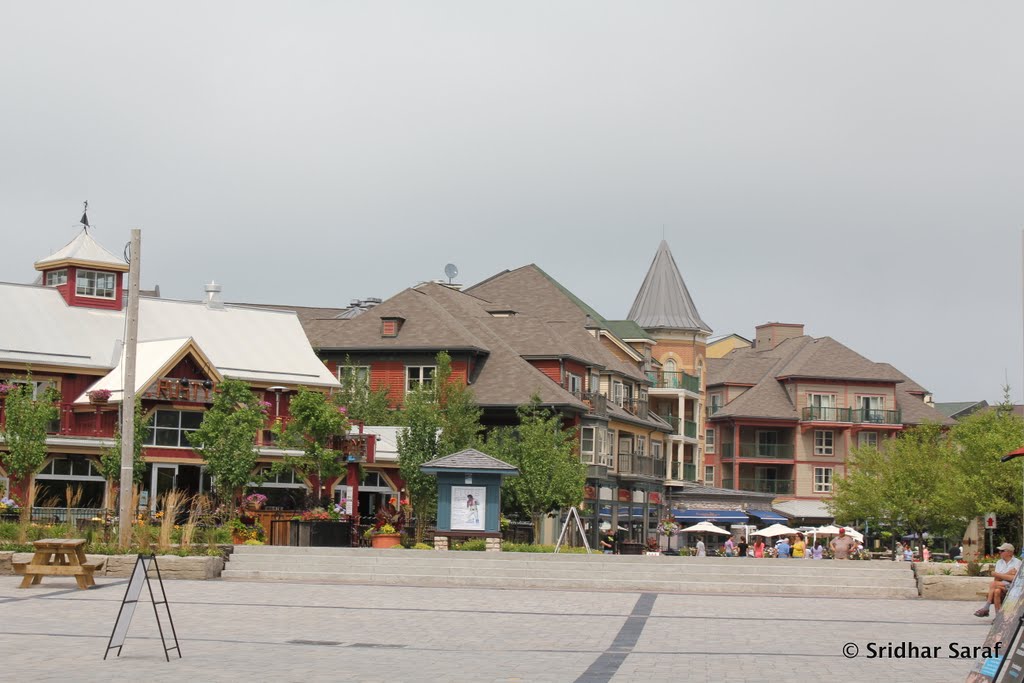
[204,281,225,310]
[754,322,804,350]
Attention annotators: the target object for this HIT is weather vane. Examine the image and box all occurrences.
[80,201,90,230]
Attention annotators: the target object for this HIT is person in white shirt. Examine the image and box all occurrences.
[696,539,706,557]
[975,543,1022,617]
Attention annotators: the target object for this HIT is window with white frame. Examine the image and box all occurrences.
[705,428,716,453]
[45,269,67,286]
[75,269,116,299]
[814,430,834,456]
[612,381,624,406]
[858,395,886,422]
[710,393,723,414]
[144,410,203,448]
[814,467,833,493]
[600,429,613,466]
[252,467,308,509]
[406,365,435,392]
[36,456,106,508]
[589,372,600,393]
[9,379,57,400]
[858,432,878,449]
[651,440,662,459]
[567,373,582,394]
[580,426,596,464]
[337,365,370,385]
[807,393,837,419]
[704,465,715,486]
[635,436,646,456]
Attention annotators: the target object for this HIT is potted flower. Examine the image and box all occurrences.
[0,494,20,520]
[229,516,265,544]
[88,388,112,404]
[242,492,267,511]
[366,498,405,549]
[0,383,12,399]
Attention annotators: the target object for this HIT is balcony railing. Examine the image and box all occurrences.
[621,398,649,420]
[738,442,793,458]
[573,391,608,417]
[646,370,701,393]
[657,414,680,430]
[737,478,793,494]
[801,406,901,424]
[671,462,697,481]
[683,419,697,438]
[720,442,794,459]
[617,452,661,478]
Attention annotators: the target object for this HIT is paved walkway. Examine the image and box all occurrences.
[0,576,989,682]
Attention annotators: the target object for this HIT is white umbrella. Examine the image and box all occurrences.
[680,521,732,535]
[752,523,797,537]
[814,525,864,542]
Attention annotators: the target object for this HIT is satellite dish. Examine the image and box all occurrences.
[444,263,458,283]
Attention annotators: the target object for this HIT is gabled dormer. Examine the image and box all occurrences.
[34,225,128,310]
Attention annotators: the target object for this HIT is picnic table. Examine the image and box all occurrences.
[13,538,98,589]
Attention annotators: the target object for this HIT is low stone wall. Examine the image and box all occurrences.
[917,575,991,600]
[914,561,992,577]
[0,551,224,580]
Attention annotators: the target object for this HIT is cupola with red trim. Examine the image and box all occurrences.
[34,207,128,310]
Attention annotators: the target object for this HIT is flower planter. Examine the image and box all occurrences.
[89,397,109,405]
[371,533,402,549]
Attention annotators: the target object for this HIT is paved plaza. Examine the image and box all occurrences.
[0,575,989,682]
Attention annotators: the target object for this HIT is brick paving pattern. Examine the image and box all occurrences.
[0,576,989,682]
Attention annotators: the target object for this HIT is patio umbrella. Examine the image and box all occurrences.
[752,523,797,537]
[679,521,732,535]
[813,525,864,542]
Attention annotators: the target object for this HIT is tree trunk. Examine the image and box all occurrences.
[532,512,542,545]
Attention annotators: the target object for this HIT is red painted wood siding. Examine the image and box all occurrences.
[371,361,407,408]
[57,266,125,310]
[528,359,561,384]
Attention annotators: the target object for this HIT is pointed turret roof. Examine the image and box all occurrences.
[627,240,711,333]
[34,228,129,273]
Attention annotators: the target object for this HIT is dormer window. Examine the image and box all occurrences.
[76,270,116,299]
[381,317,404,337]
[45,269,67,287]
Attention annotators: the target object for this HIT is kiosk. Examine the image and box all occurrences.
[419,448,518,551]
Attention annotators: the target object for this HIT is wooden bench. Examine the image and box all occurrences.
[14,538,99,590]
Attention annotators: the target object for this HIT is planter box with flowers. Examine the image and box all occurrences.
[287,505,352,547]
[88,388,112,404]
[0,495,20,521]
[242,493,267,511]
[364,497,405,549]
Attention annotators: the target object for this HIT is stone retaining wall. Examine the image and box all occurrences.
[914,561,992,577]
[0,551,223,580]
[917,575,991,600]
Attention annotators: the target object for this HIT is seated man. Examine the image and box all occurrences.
[976,543,1022,617]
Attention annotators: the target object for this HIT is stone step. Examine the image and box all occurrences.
[224,558,916,586]
[219,568,919,598]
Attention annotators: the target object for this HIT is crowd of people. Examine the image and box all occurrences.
[686,527,862,559]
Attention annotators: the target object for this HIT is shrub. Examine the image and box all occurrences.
[453,539,487,551]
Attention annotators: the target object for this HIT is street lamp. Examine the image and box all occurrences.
[1000,446,1024,550]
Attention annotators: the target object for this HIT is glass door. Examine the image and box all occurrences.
[151,464,178,511]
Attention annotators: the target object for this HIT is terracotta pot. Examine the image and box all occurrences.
[371,533,402,549]
[90,396,109,405]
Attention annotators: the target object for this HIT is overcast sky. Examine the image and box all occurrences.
[2,3,1022,404]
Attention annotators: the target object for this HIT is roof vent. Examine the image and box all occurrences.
[204,281,225,310]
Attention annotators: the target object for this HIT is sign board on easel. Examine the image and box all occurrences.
[553,507,592,554]
[104,554,181,662]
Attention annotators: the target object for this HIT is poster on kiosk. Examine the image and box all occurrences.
[451,486,485,531]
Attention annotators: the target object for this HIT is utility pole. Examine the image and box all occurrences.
[119,229,141,548]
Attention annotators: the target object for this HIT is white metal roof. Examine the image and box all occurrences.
[0,282,339,390]
[71,337,214,404]
[355,425,401,462]
[34,229,128,271]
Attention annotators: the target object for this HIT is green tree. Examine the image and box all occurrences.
[486,395,584,543]
[831,424,959,543]
[948,406,1024,541]
[335,356,395,425]
[396,351,482,542]
[186,379,268,513]
[275,387,350,506]
[0,378,60,484]
[99,401,148,486]
[397,384,440,542]
[435,352,482,456]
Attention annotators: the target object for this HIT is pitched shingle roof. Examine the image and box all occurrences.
[627,240,711,333]
[420,448,518,473]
